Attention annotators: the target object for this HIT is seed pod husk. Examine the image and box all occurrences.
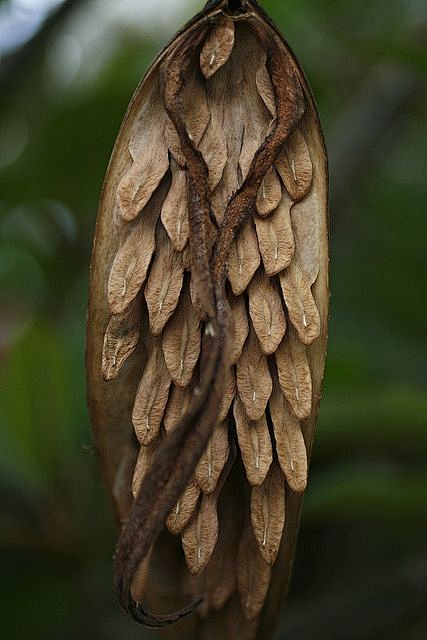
[87,1,329,637]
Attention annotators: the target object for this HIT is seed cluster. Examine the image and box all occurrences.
[94,2,326,635]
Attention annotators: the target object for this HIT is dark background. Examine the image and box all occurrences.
[0,1,426,638]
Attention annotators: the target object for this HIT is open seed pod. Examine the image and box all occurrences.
[86,1,329,638]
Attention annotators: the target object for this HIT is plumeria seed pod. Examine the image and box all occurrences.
[86,1,329,638]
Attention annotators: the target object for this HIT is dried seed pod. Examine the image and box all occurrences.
[87,0,329,635]
[234,397,272,487]
[250,462,286,566]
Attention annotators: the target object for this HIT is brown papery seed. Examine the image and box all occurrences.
[195,421,230,495]
[228,219,261,297]
[250,462,286,565]
[248,269,286,356]
[162,284,201,387]
[269,378,308,493]
[236,326,272,421]
[275,128,313,203]
[233,397,272,487]
[166,480,201,536]
[255,190,295,276]
[145,226,184,336]
[132,341,171,446]
[200,15,235,79]
[102,297,141,381]
[279,261,321,346]
[182,493,219,575]
[275,325,312,420]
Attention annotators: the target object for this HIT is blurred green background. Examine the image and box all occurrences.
[0,0,426,638]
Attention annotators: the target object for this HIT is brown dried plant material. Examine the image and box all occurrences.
[254,191,295,276]
[87,0,329,634]
[166,480,201,535]
[165,63,210,166]
[248,269,286,356]
[117,88,169,222]
[291,186,321,286]
[229,293,249,365]
[200,15,235,79]
[162,285,201,387]
[236,326,272,422]
[250,462,285,565]
[161,158,189,251]
[237,524,272,622]
[144,228,184,336]
[199,80,228,191]
[182,493,219,575]
[210,83,244,225]
[163,383,193,433]
[196,421,230,495]
[132,438,159,498]
[102,297,141,381]
[234,398,272,487]
[107,205,159,316]
[218,367,235,422]
[228,219,261,297]
[275,326,312,421]
[132,341,171,446]
[238,32,271,182]
[256,166,282,217]
[269,379,308,493]
[256,57,276,118]
[279,261,321,346]
[275,129,313,203]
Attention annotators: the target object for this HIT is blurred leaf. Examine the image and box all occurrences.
[0,322,76,488]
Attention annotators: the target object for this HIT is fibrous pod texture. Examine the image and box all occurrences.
[86,1,329,639]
